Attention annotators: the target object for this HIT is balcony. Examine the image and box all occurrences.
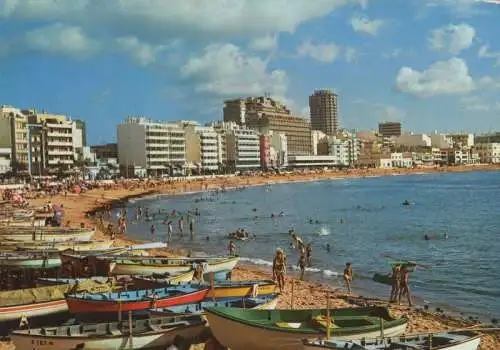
[147,150,167,155]
[48,141,73,147]
[48,159,73,165]
[48,150,73,156]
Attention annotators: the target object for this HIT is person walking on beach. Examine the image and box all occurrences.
[189,218,195,239]
[390,264,401,303]
[297,250,306,280]
[272,248,287,293]
[178,216,184,236]
[343,262,353,295]
[398,264,413,307]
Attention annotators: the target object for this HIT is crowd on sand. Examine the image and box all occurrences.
[0,164,499,349]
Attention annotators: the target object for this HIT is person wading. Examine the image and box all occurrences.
[306,243,312,266]
[228,240,237,256]
[273,248,287,293]
[343,262,353,295]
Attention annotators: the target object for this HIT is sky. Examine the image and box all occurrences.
[0,0,499,145]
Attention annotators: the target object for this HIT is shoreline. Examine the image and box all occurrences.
[10,164,500,349]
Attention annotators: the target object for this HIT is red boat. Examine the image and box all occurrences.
[66,285,209,314]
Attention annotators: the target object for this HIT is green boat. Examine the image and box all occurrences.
[372,273,392,286]
[204,306,408,350]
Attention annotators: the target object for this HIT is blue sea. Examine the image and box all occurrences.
[124,171,500,321]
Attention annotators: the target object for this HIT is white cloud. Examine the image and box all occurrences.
[297,40,340,63]
[249,35,278,52]
[350,16,384,35]
[344,47,357,62]
[383,48,402,59]
[478,44,500,66]
[460,96,500,112]
[24,23,99,58]
[395,57,475,98]
[116,36,166,66]
[181,43,288,99]
[428,23,475,54]
[478,76,500,89]
[2,0,369,39]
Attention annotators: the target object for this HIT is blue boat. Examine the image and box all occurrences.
[150,293,280,316]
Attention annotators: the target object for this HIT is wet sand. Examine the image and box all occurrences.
[1,164,499,349]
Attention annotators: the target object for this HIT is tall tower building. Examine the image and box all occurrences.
[309,89,339,136]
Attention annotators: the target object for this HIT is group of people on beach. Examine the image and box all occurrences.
[390,262,414,306]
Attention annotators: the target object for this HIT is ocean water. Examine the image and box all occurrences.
[124,171,500,320]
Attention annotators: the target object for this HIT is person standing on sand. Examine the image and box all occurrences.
[228,240,237,256]
[343,262,353,294]
[398,265,413,307]
[272,248,287,293]
[390,264,401,302]
[297,250,306,280]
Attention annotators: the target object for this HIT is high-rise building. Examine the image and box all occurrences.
[224,97,312,155]
[90,143,118,160]
[74,120,87,147]
[309,89,339,135]
[181,122,220,173]
[378,122,402,138]
[117,117,186,176]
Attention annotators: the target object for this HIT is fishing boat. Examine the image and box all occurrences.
[0,227,95,242]
[0,284,72,322]
[302,330,481,350]
[131,271,195,286]
[133,278,277,300]
[108,256,240,276]
[372,273,392,286]
[0,239,113,252]
[0,251,61,269]
[204,306,408,350]
[0,217,47,227]
[11,314,207,350]
[150,294,280,316]
[66,285,210,314]
[36,277,119,287]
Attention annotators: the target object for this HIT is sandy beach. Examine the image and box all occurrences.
[2,164,499,350]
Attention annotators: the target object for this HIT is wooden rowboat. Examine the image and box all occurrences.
[303,330,481,350]
[0,239,113,252]
[108,256,240,276]
[0,227,95,242]
[132,278,277,300]
[130,271,196,286]
[204,306,408,350]
[0,251,61,269]
[0,218,47,227]
[0,284,72,322]
[66,285,210,314]
[151,294,280,316]
[11,314,207,350]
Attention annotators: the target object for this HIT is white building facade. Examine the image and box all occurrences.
[117,117,186,176]
[395,132,432,147]
[474,143,500,164]
[214,122,260,171]
[269,131,288,168]
[328,135,360,167]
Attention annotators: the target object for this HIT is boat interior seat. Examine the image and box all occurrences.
[107,323,123,336]
[69,325,81,336]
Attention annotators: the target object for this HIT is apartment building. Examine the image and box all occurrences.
[90,143,118,160]
[25,112,76,175]
[309,89,339,135]
[328,134,360,167]
[474,143,500,164]
[182,122,220,173]
[0,105,29,171]
[214,122,260,172]
[223,97,312,155]
[117,117,186,176]
[269,132,288,168]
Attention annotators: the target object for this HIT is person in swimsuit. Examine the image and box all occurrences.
[343,262,353,294]
[297,251,306,280]
[228,240,237,256]
[398,264,413,306]
[390,264,401,303]
[178,216,184,236]
[306,244,312,266]
[272,248,287,293]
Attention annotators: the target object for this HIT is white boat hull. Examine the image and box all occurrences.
[0,257,61,269]
[2,231,95,242]
[11,323,206,350]
[205,312,407,350]
[0,299,68,322]
[0,218,47,227]
[302,337,481,350]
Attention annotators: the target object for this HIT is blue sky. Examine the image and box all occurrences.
[1,0,499,144]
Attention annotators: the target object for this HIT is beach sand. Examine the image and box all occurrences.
[1,164,499,350]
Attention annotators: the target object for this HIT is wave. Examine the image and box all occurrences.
[318,227,330,236]
[240,257,339,277]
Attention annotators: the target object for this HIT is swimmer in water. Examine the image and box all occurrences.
[326,243,331,252]
[424,234,429,241]
[444,232,448,240]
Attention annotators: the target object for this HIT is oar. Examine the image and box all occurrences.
[381,253,431,269]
